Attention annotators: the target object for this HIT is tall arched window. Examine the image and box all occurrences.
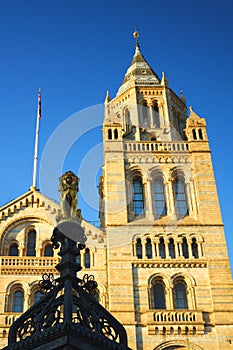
[84,248,90,268]
[146,238,152,259]
[152,281,166,309]
[125,108,131,133]
[26,229,36,256]
[168,238,175,259]
[198,129,203,140]
[12,290,24,312]
[191,238,199,258]
[182,237,189,258]
[133,177,144,216]
[136,238,142,259]
[108,129,112,140]
[76,255,81,265]
[9,243,19,256]
[142,101,149,127]
[152,101,160,128]
[173,281,188,309]
[159,238,166,259]
[192,129,197,140]
[34,291,42,304]
[153,179,166,218]
[174,179,188,218]
[114,129,118,139]
[44,245,53,257]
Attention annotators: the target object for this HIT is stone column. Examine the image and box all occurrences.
[166,178,175,216]
[144,178,154,220]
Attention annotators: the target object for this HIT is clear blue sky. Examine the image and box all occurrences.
[0,0,233,267]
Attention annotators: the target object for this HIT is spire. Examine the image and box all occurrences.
[117,32,160,95]
[105,90,111,103]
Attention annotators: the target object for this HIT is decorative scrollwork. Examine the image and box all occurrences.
[100,318,118,341]
[17,317,35,340]
[41,308,62,329]
[80,274,98,295]
[39,274,58,294]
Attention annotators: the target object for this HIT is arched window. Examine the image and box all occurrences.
[198,129,203,140]
[152,281,166,309]
[133,177,144,216]
[84,248,90,268]
[191,238,199,258]
[34,291,42,304]
[159,238,166,259]
[93,289,100,302]
[173,281,188,309]
[182,237,189,258]
[174,179,188,218]
[192,129,197,140]
[108,129,112,140]
[12,290,24,312]
[125,108,131,133]
[26,229,36,256]
[114,129,118,139]
[76,255,81,265]
[153,101,160,128]
[168,238,175,259]
[9,243,19,256]
[146,238,152,259]
[44,245,53,257]
[153,179,166,218]
[136,238,142,259]
[142,101,149,127]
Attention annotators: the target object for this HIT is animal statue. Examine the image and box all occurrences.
[58,171,79,219]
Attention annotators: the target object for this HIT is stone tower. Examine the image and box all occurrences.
[100,34,233,349]
[0,35,233,350]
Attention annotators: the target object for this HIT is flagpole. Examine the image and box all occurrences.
[32,88,41,190]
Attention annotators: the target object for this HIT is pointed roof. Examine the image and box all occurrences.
[117,41,160,96]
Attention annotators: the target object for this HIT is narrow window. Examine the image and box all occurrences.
[9,243,19,256]
[12,290,24,312]
[174,179,188,218]
[182,237,189,258]
[136,238,142,259]
[114,129,118,139]
[76,255,81,265]
[159,238,166,259]
[173,282,188,309]
[153,179,166,218]
[27,229,36,256]
[93,289,100,302]
[44,245,53,257]
[198,129,203,140]
[191,238,199,258]
[108,129,112,140]
[125,108,131,133]
[168,238,175,259]
[146,238,152,259]
[133,178,144,216]
[34,291,42,304]
[142,101,149,127]
[84,248,90,268]
[192,129,197,140]
[153,101,160,128]
[153,282,166,309]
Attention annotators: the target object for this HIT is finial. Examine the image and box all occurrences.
[133,30,139,47]
[190,106,193,112]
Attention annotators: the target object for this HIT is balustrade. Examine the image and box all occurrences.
[152,310,202,324]
[124,141,189,152]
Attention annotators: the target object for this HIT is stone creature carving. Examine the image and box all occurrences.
[58,171,80,220]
